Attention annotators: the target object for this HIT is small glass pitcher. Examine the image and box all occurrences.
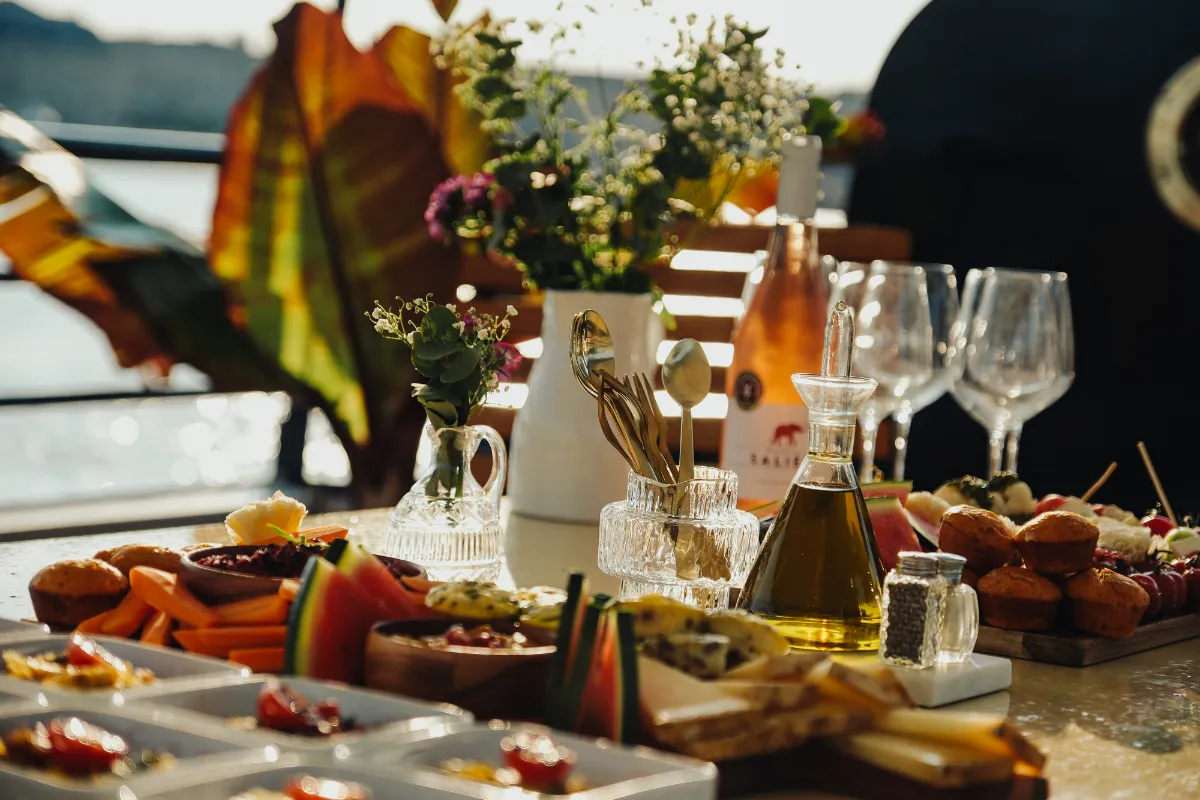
[598,466,760,610]
[382,423,506,582]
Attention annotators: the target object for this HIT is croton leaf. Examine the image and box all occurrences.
[374,21,491,177]
[209,2,464,490]
[0,110,293,392]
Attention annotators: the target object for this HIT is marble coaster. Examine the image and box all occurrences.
[889,653,1012,707]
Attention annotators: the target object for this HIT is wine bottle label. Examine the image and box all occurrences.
[721,401,809,501]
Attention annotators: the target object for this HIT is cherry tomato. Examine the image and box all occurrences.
[1131,574,1161,620]
[501,732,576,790]
[1034,494,1068,516]
[65,633,129,674]
[283,776,370,800]
[257,686,304,732]
[46,717,127,775]
[1091,504,1108,516]
[1142,516,1174,537]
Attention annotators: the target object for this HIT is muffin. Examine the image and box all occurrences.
[977,566,1063,631]
[1065,568,1150,638]
[1014,512,1099,575]
[29,559,128,628]
[939,506,1017,574]
[94,543,182,576]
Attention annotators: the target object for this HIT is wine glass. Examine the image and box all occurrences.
[835,261,934,482]
[889,263,958,480]
[947,268,1074,476]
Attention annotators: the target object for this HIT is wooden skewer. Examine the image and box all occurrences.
[1136,441,1177,527]
[1080,462,1117,503]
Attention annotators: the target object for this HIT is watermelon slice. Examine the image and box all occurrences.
[866,496,921,572]
[904,507,940,550]
[548,596,606,730]
[284,556,389,683]
[861,480,913,504]
[323,539,430,619]
[609,610,639,744]
[547,572,588,703]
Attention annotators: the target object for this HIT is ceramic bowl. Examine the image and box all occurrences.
[180,545,425,604]
[364,619,555,721]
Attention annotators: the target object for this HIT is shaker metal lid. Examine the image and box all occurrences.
[932,552,968,580]
[895,551,939,576]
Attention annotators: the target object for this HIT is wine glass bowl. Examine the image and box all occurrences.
[948,268,1075,475]
[833,261,943,481]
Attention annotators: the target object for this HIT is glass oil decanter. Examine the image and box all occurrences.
[737,301,886,650]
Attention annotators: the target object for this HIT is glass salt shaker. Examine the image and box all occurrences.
[879,551,946,669]
[934,553,979,663]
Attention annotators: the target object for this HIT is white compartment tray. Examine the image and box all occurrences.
[123,675,471,748]
[0,699,274,799]
[0,634,248,698]
[355,720,718,800]
[128,755,495,799]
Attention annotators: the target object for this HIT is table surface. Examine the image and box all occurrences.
[3,505,1200,800]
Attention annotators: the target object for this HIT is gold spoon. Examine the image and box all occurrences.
[661,339,710,484]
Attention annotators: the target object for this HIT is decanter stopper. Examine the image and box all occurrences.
[821,300,854,379]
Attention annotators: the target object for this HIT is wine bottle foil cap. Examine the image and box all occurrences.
[776,134,821,220]
[932,552,967,582]
[895,551,939,576]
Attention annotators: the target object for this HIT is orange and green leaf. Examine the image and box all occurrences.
[210,3,462,475]
[0,111,298,391]
[374,23,491,177]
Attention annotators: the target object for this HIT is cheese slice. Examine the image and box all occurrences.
[831,731,1014,788]
[673,702,873,762]
[638,655,756,742]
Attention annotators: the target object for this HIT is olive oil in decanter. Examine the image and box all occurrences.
[738,482,884,650]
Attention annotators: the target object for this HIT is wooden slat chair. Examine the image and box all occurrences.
[469,222,911,462]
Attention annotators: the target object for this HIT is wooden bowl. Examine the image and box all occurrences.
[365,619,556,721]
[180,545,425,605]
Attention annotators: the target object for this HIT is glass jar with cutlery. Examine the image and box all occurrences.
[572,312,760,610]
[599,467,760,610]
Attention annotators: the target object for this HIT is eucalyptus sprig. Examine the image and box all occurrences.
[369,296,521,429]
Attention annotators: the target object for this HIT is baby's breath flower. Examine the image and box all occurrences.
[506,304,518,316]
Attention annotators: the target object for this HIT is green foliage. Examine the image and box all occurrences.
[428,8,839,295]
[369,296,521,429]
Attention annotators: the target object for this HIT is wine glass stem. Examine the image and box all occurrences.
[987,428,1006,478]
[858,413,880,483]
[1004,423,1023,474]
[892,409,914,482]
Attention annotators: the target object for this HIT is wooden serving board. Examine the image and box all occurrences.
[975,613,1200,667]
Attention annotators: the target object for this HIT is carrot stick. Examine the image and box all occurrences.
[139,610,174,647]
[174,625,287,657]
[129,566,220,628]
[74,610,111,634]
[172,629,227,657]
[227,647,284,673]
[213,595,288,626]
[100,592,154,638]
[278,580,301,602]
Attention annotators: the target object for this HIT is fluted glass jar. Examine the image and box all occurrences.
[598,466,760,610]
[934,553,979,663]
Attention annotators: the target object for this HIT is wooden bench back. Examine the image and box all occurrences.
[469,222,911,457]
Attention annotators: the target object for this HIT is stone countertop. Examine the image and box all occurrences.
[3,507,1199,799]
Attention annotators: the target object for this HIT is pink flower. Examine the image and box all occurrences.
[463,172,494,207]
[492,341,522,381]
[462,313,476,333]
